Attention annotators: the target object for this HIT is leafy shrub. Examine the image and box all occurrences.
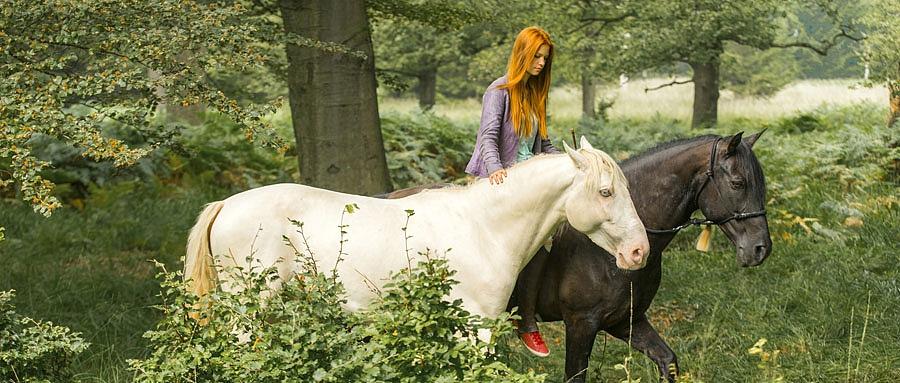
[382,112,476,188]
[19,110,297,204]
[129,222,543,382]
[24,108,480,204]
[775,113,821,134]
[0,290,89,382]
[167,111,296,191]
[556,116,696,160]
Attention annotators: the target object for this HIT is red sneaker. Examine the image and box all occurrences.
[520,331,550,357]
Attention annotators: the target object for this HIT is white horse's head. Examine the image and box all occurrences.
[563,137,649,270]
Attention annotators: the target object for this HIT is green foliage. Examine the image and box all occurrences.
[0,290,89,382]
[17,109,296,204]
[368,0,482,29]
[129,235,543,382]
[608,0,782,72]
[508,103,899,381]
[382,112,475,188]
[2,103,899,381]
[722,44,800,97]
[557,116,696,160]
[0,0,287,217]
[165,112,296,191]
[775,113,822,134]
[372,18,462,99]
[765,103,898,192]
[791,3,865,79]
[371,1,501,103]
[859,0,900,86]
[0,181,226,381]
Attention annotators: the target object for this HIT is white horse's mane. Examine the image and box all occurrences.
[417,148,626,196]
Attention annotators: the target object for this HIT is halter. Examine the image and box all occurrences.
[645,137,767,235]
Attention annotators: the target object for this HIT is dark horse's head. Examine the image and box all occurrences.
[699,131,772,266]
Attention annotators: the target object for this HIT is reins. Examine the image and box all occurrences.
[645,137,766,235]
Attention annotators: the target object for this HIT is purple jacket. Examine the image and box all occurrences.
[465,76,559,178]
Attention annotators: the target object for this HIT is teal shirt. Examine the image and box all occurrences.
[517,131,536,162]
[516,115,539,162]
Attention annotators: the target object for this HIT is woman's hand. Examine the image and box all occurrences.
[489,169,507,185]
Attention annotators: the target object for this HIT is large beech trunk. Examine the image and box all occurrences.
[280,0,392,194]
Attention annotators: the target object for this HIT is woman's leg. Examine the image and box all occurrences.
[515,246,551,356]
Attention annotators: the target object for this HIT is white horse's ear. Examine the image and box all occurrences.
[579,136,594,151]
[564,141,589,170]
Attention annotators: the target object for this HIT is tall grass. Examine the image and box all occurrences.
[381,79,887,123]
[0,183,230,382]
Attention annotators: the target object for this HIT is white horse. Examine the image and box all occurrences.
[185,137,649,324]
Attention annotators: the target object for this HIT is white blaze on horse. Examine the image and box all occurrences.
[184,137,649,324]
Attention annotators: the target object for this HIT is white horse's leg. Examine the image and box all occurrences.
[477,328,493,344]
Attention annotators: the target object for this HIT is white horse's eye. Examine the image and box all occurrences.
[600,189,612,198]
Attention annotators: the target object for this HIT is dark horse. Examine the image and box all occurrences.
[383,131,771,382]
[509,131,771,382]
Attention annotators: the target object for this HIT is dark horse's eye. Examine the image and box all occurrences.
[730,179,746,189]
[600,189,612,197]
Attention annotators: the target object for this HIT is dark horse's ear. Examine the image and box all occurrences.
[743,129,766,149]
[725,131,744,157]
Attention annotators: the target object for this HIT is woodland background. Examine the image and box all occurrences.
[0,0,897,382]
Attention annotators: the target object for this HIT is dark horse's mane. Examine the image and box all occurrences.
[621,134,719,166]
[620,132,766,201]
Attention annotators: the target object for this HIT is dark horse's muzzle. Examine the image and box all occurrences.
[727,216,772,267]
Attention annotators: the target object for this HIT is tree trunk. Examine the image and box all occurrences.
[416,67,437,110]
[889,81,899,128]
[280,0,392,194]
[690,60,720,128]
[581,69,596,119]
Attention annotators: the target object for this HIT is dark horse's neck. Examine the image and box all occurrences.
[621,136,718,250]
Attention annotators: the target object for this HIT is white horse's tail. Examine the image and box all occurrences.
[185,201,225,300]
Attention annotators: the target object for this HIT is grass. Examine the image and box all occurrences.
[0,182,230,382]
[381,78,887,123]
[496,101,900,382]
[1,81,897,382]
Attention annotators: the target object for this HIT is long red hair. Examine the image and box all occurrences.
[500,26,554,139]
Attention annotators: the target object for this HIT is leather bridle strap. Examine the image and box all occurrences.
[646,137,766,235]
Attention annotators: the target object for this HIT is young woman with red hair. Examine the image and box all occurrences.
[465,26,557,357]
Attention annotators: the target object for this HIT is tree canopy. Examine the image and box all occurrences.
[0,0,286,216]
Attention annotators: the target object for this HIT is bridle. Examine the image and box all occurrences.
[645,137,767,235]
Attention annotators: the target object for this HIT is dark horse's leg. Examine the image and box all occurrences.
[515,247,550,333]
[562,313,602,383]
[606,317,678,382]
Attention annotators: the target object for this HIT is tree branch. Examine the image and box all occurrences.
[375,67,420,78]
[769,25,865,56]
[566,12,635,35]
[249,0,279,15]
[644,78,693,93]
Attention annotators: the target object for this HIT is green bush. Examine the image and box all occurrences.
[17,109,297,204]
[129,220,543,382]
[553,115,696,160]
[775,113,822,134]
[0,290,89,383]
[382,112,476,188]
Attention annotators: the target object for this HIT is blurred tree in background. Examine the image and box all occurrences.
[371,1,485,110]
[602,0,864,128]
[859,0,900,127]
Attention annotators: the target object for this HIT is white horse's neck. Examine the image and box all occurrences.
[458,155,576,272]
